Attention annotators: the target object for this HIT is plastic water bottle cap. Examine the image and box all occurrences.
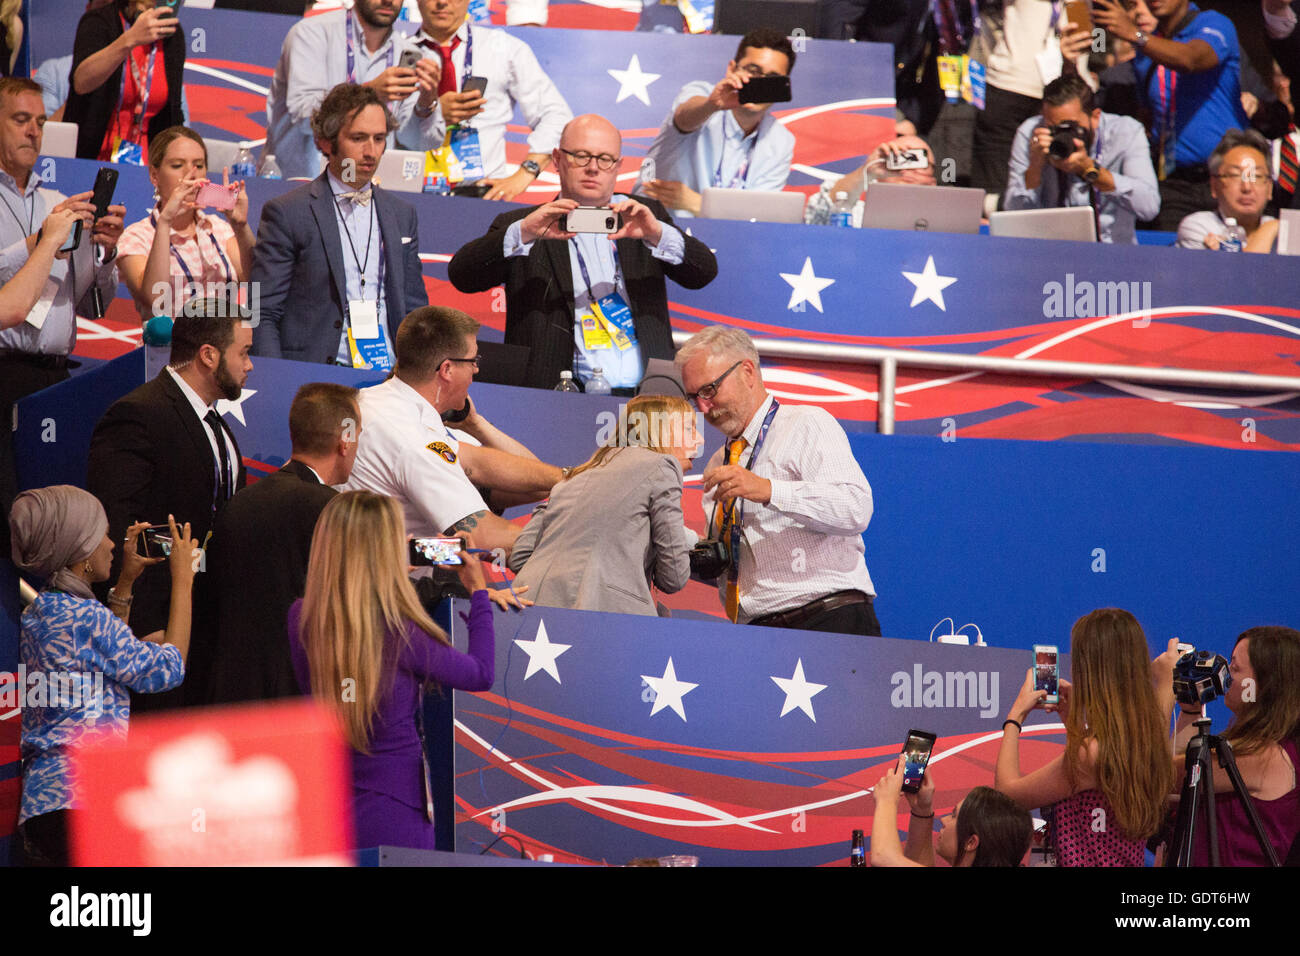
[1224,218,1237,227]
[834,191,848,200]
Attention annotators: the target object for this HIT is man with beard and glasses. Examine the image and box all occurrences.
[87,298,252,710]
[1004,74,1160,243]
[265,0,443,180]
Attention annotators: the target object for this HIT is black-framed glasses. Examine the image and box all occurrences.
[558,148,620,171]
[738,63,787,78]
[445,355,480,369]
[687,360,743,405]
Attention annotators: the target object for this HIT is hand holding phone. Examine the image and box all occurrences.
[1033,644,1060,704]
[736,74,792,105]
[561,206,621,234]
[900,730,937,793]
[196,181,238,211]
[409,536,465,567]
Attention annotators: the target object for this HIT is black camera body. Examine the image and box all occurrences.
[1172,650,1232,707]
[1049,121,1089,160]
[689,539,730,580]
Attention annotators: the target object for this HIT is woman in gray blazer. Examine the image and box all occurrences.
[507,395,698,616]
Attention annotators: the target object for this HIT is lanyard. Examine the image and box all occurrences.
[345,12,395,85]
[571,236,621,304]
[118,14,158,140]
[708,397,782,539]
[150,211,234,286]
[0,186,34,236]
[461,27,474,87]
[930,0,982,55]
[333,190,386,324]
[713,130,758,189]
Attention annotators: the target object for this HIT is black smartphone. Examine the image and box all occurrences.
[450,181,493,198]
[409,536,464,567]
[138,525,173,559]
[900,729,937,793]
[64,167,120,254]
[462,76,488,97]
[442,399,470,423]
[737,74,792,105]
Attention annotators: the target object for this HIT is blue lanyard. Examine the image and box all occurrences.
[333,191,386,308]
[713,131,758,189]
[571,236,620,303]
[721,398,781,583]
[150,211,234,285]
[345,12,394,85]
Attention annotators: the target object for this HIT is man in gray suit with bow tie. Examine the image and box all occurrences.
[251,82,427,369]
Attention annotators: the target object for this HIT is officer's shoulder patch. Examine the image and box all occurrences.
[427,440,457,464]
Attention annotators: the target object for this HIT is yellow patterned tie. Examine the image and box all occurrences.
[723,437,747,622]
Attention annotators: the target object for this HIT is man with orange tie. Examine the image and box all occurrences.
[675,326,880,636]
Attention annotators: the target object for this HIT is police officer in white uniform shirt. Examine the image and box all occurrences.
[342,306,562,557]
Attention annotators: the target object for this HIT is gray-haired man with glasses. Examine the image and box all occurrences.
[448,113,718,392]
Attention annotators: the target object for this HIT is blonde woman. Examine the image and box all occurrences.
[288,491,494,851]
[507,394,700,615]
[996,607,1178,865]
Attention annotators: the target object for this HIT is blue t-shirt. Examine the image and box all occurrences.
[1134,5,1248,170]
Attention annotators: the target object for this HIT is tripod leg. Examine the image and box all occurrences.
[1214,736,1282,867]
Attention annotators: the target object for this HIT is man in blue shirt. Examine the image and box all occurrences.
[1094,0,1248,229]
[636,28,796,218]
[1005,74,1161,243]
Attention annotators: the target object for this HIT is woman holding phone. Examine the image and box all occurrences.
[118,126,255,321]
[66,0,186,162]
[288,491,496,851]
[10,487,197,866]
[871,761,1033,867]
[996,607,1178,866]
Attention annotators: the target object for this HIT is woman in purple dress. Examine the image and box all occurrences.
[1181,626,1300,866]
[288,491,495,852]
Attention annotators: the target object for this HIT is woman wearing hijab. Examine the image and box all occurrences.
[9,486,198,865]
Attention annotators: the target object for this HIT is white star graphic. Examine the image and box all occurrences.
[514,620,571,684]
[901,256,958,311]
[215,388,257,426]
[770,658,827,722]
[607,54,661,106]
[640,657,697,722]
[779,257,835,314]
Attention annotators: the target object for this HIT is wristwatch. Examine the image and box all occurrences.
[1082,164,1101,184]
[520,159,542,178]
[1133,30,1149,48]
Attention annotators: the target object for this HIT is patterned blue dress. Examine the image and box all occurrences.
[18,590,184,826]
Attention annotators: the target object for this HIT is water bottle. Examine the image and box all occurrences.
[830,190,854,228]
[585,368,612,395]
[231,142,257,180]
[259,153,282,180]
[1219,217,1246,252]
[554,370,581,393]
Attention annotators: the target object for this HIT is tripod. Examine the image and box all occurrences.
[1166,714,1280,867]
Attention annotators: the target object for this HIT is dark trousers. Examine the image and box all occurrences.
[1149,173,1214,232]
[972,84,1043,205]
[751,595,883,637]
[17,809,76,866]
[0,356,70,556]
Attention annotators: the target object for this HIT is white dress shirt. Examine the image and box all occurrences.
[342,376,487,537]
[701,395,876,623]
[410,22,572,179]
[265,10,441,180]
[325,172,393,367]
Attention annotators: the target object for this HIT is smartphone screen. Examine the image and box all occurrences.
[901,730,936,793]
[139,525,173,559]
[409,536,464,567]
[1033,644,1059,704]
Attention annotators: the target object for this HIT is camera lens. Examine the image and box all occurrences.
[605,217,615,230]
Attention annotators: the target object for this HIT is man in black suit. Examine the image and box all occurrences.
[197,382,360,705]
[87,298,252,710]
[250,82,428,369]
[447,113,718,392]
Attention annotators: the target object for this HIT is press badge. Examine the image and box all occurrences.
[447,126,485,181]
[580,313,613,350]
[590,293,637,352]
[937,55,962,102]
[349,299,379,340]
[109,136,144,165]
[346,301,392,371]
[25,277,59,330]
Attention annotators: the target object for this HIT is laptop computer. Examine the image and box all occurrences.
[377,149,426,194]
[989,206,1098,242]
[860,183,985,234]
[1278,208,1300,256]
[700,187,806,224]
[40,121,78,159]
[473,340,531,387]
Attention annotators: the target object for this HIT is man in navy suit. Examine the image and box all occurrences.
[251,82,428,368]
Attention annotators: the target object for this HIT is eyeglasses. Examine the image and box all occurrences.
[1214,170,1265,184]
[687,360,743,405]
[444,355,480,369]
[558,148,620,171]
[738,63,787,78]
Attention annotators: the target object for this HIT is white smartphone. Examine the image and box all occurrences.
[1033,644,1059,705]
[562,206,621,234]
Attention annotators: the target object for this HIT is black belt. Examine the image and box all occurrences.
[0,350,72,370]
[749,590,872,629]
